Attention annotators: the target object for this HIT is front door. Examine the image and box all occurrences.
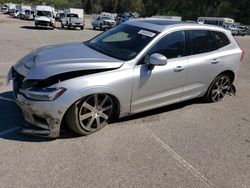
[131,30,188,113]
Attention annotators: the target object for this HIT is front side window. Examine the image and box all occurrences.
[189,30,214,55]
[147,31,186,59]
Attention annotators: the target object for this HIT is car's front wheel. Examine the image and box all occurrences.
[204,74,231,103]
[66,94,115,135]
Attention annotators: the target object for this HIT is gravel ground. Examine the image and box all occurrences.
[0,13,249,188]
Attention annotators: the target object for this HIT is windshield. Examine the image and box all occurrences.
[86,24,159,61]
[25,10,31,14]
[36,10,52,17]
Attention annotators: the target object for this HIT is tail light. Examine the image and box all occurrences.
[235,37,244,62]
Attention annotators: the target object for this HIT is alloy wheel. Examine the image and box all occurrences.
[78,94,113,132]
[211,76,230,102]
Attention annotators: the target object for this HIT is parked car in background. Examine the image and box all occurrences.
[226,24,248,36]
[1,6,8,14]
[56,12,64,22]
[119,12,139,23]
[2,3,16,14]
[61,13,84,30]
[92,15,116,30]
[9,8,16,16]
[12,9,20,18]
[61,8,84,30]
[235,24,248,36]
[8,19,243,137]
[238,25,248,32]
[34,6,55,29]
[21,10,34,20]
[19,10,26,19]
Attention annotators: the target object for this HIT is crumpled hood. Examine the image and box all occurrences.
[14,42,124,80]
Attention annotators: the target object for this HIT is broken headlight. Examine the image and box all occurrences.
[19,87,66,101]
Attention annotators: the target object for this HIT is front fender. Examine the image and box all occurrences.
[59,85,131,120]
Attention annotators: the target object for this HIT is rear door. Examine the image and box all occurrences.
[182,30,230,100]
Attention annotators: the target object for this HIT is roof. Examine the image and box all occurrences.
[139,19,182,26]
[125,18,228,33]
[125,18,185,32]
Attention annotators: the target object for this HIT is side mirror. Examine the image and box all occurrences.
[149,53,168,66]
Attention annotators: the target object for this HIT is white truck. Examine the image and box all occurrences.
[34,6,55,30]
[61,8,84,30]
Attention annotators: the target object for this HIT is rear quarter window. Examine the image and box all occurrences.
[210,31,230,50]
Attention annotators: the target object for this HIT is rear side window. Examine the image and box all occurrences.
[189,30,214,55]
[210,31,230,49]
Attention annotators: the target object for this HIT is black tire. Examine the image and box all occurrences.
[80,26,84,30]
[67,22,70,29]
[204,74,231,103]
[66,94,116,136]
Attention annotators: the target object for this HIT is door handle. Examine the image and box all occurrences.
[211,59,220,64]
[174,66,185,72]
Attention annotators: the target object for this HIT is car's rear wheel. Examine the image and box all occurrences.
[204,74,231,103]
[66,94,115,135]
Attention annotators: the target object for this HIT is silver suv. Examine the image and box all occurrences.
[8,19,244,137]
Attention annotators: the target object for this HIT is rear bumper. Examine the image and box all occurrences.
[69,23,84,27]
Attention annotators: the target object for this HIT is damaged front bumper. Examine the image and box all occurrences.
[16,94,64,138]
[8,67,68,138]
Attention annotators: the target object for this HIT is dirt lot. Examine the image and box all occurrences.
[0,13,249,188]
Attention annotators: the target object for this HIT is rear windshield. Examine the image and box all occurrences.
[67,14,78,18]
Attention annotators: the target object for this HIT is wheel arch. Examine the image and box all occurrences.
[60,87,123,131]
[217,70,235,83]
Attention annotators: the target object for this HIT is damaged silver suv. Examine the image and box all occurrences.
[8,19,244,137]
